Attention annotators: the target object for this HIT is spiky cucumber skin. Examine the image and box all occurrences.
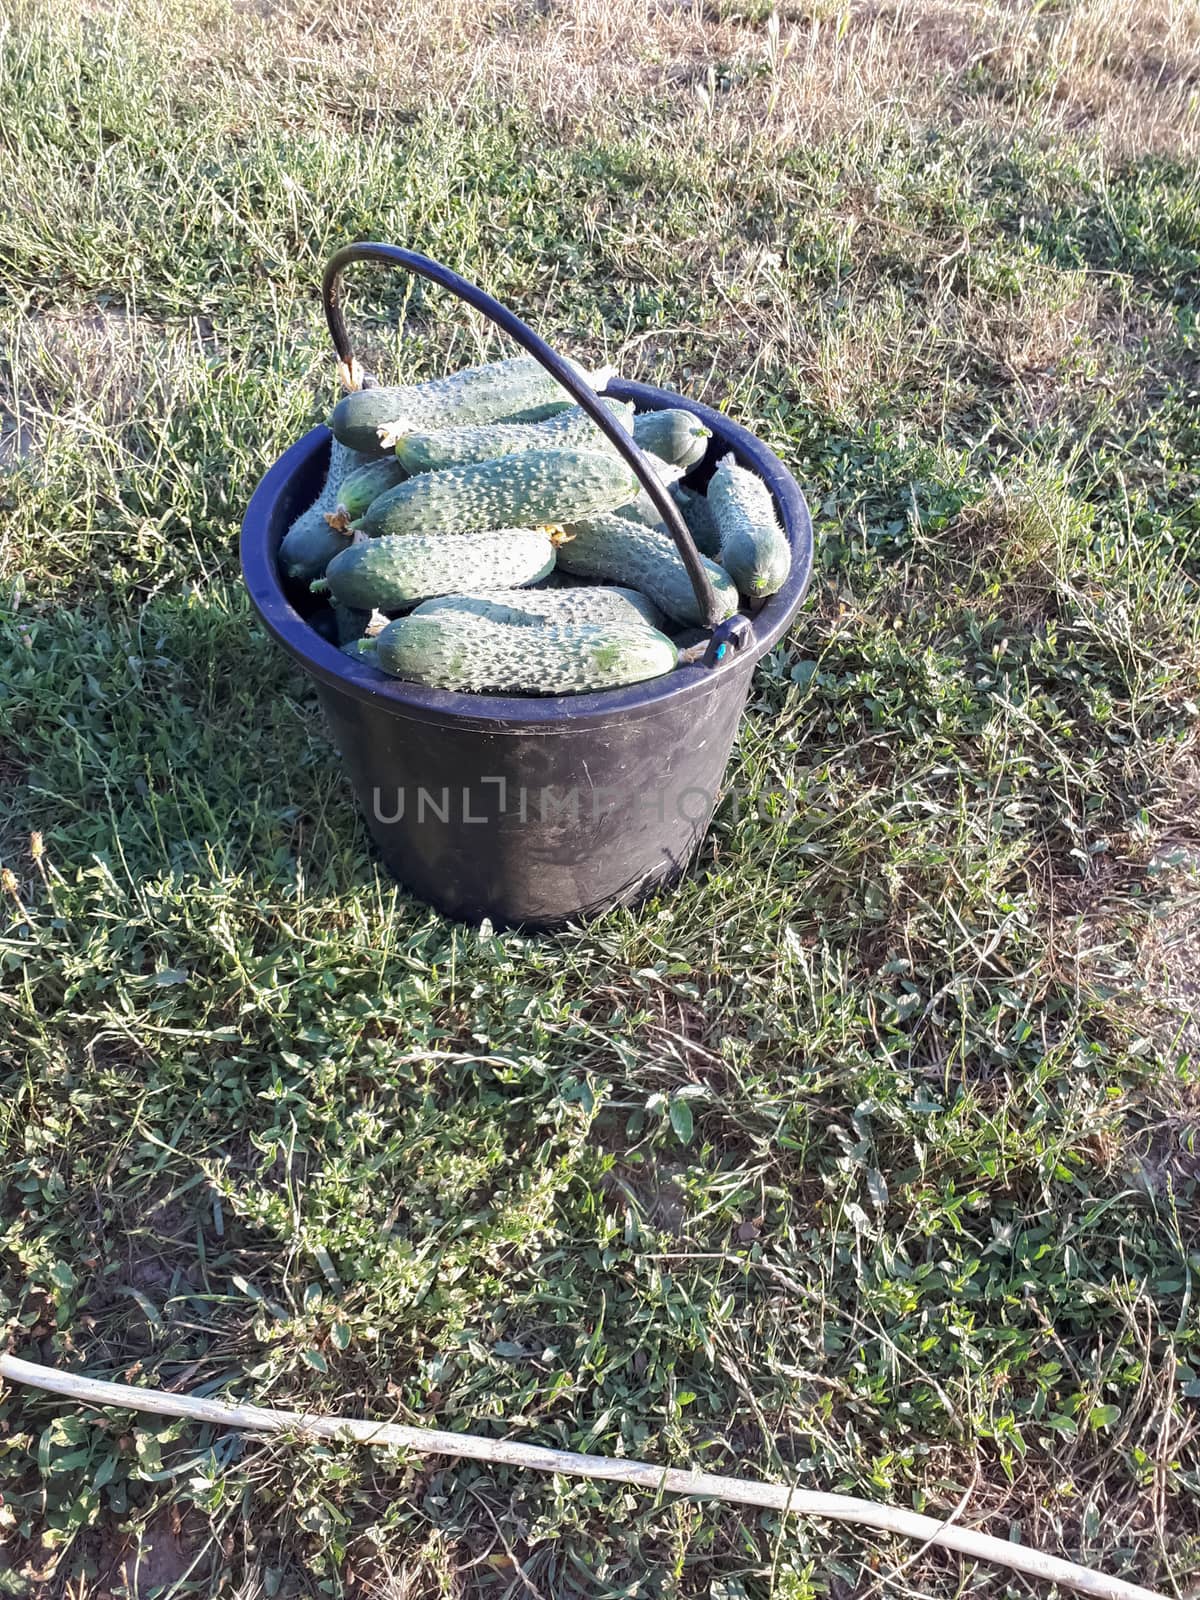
[559,512,738,626]
[614,458,685,528]
[278,440,375,582]
[633,408,711,469]
[328,355,593,454]
[414,584,666,632]
[353,449,640,538]
[333,457,408,522]
[324,529,555,611]
[707,453,791,598]
[397,399,634,473]
[375,613,678,695]
[671,484,721,558]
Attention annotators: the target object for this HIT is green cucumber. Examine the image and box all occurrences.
[278,440,376,583]
[328,355,607,455]
[615,459,686,528]
[326,457,408,530]
[633,408,711,469]
[557,512,739,626]
[671,484,720,558]
[342,637,380,664]
[324,529,555,611]
[395,399,635,473]
[707,453,791,598]
[374,612,678,695]
[332,601,370,645]
[353,449,640,539]
[280,509,353,584]
[415,584,666,632]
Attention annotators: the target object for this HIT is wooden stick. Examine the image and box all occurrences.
[0,1353,1165,1600]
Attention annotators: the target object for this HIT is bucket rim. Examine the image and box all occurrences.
[240,379,813,731]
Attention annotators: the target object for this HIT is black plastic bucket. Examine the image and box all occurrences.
[241,247,813,928]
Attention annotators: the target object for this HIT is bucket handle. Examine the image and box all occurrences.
[321,242,745,645]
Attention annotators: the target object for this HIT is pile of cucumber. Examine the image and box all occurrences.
[279,354,791,696]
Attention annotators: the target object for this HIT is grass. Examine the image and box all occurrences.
[1,0,1199,1594]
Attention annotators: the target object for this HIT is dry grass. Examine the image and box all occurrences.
[405,0,1200,156]
[0,312,200,453]
[71,0,1200,155]
[1138,832,1200,1062]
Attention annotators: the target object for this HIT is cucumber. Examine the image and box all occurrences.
[374,612,678,695]
[280,509,353,584]
[671,484,720,558]
[326,457,408,530]
[278,439,376,583]
[328,355,606,455]
[324,529,556,611]
[707,453,791,598]
[415,584,666,632]
[557,512,739,626]
[332,601,371,645]
[615,458,686,528]
[396,399,635,473]
[342,637,380,664]
[633,408,711,469]
[353,449,640,539]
